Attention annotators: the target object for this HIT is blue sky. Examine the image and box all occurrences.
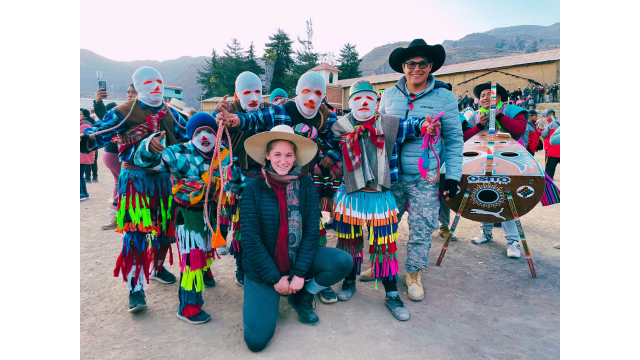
[432,0,559,35]
[81,0,560,62]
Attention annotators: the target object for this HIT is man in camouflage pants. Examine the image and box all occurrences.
[362,39,463,302]
[390,179,440,276]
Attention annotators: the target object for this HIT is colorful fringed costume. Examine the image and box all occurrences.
[328,111,426,288]
[134,121,244,319]
[80,97,189,293]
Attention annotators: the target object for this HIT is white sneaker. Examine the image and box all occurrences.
[507,242,521,258]
[471,231,493,244]
[554,243,560,249]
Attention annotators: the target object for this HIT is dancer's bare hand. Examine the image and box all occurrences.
[95,90,108,103]
[215,95,232,113]
[289,276,304,294]
[149,131,166,153]
[478,113,488,127]
[314,165,322,176]
[319,156,334,169]
[215,110,240,129]
[274,276,291,295]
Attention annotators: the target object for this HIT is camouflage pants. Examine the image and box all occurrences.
[391,178,440,273]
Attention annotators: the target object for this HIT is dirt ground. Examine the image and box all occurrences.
[81,151,560,360]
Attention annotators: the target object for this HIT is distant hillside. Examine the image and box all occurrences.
[80,49,207,107]
[357,23,559,77]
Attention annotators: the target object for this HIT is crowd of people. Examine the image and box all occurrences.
[458,83,559,112]
[80,38,560,352]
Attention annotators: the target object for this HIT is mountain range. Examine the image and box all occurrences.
[79,23,559,108]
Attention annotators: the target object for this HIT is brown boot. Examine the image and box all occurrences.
[406,270,425,301]
[101,216,117,230]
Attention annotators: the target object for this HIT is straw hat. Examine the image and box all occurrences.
[244,125,318,167]
[167,98,189,116]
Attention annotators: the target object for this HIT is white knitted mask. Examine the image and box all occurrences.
[192,127,216,153]
[295,72,326,119]
[349,90,377,122]
[132,66,164,107]
[235,71,263,112]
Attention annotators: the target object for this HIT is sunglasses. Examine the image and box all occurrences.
[404,61,431,70]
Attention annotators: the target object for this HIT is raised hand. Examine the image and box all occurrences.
[215,94,232,113]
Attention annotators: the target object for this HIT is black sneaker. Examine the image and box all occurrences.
[129,290,147,313]
[288,288,320,326]
[319,287,337,304]
[93,177,99,183]
[85,178,92,183]
[235,271,244,287]
[150,267,177,284]
[177,309,211,324]
[203,273,216,288]
[337,280,356,301]
[385,295,410,321]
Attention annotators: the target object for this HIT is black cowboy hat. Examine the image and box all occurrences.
[473,82,509,101]
[389,39,446,74]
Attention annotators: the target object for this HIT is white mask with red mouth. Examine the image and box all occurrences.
[235,71,263,113]
[192,127,216,153]
[133,66,164,107]
[295,72,326,119]
[349,90,377,122]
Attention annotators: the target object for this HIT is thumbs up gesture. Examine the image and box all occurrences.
[149,131,166,154]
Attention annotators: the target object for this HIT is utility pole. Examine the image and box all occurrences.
[199,95,205,110]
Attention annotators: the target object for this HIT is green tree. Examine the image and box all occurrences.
[264,28,295,94]
[495,39,506,49]
[337,43,362,80]
[211,38,248,96]
[525,41,539,54]
[517,39,526,51]
[245,42,265,77]
[293,18,319,81]
[196,47,221,98]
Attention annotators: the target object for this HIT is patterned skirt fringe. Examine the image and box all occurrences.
[318,219,327,247]
[229,205,243,259]
[332,185,400,284]
[174,205,219,317]
[113,169,176,286]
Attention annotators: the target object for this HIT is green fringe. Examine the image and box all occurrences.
[318,234,327,246]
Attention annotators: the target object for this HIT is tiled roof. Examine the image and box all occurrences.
[433,48,560,76]
[310,63,342,72]
[338,48,561,86]
[337,73,403,87]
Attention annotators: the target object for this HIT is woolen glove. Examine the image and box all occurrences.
[443,179,459,198]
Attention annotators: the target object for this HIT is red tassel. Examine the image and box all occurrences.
[113,253,124,279]
[168,245,174,266]
[181,304,202,317]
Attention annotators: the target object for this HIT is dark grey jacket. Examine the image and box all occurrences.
[240,175,320,285]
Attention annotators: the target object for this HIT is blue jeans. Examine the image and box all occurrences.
[80,164,89,198]
[481,221,519,245]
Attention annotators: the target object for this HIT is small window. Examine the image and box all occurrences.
[175,89,182,95]
[329,73,334,84]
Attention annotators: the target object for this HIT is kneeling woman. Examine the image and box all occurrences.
[240,125,353,352]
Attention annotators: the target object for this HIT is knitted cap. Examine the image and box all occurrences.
[349,80,376,99]
[186,112,218,139]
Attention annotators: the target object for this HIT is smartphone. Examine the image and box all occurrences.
[98,80,107,91]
